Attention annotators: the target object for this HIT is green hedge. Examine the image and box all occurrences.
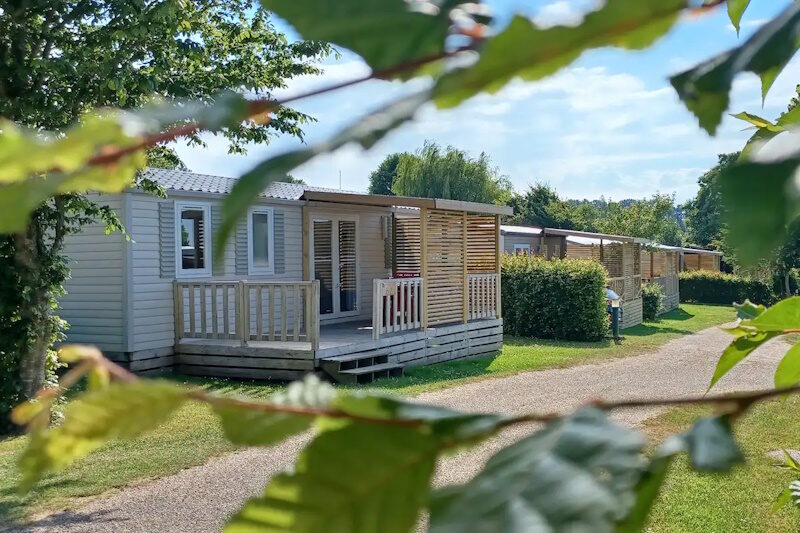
[502,255,608,341]
[679,271,774,305]
[642,282,664,320]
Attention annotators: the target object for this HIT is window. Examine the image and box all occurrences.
[248,206,274,275]
[176,201,211,277]
[514,244,531,256]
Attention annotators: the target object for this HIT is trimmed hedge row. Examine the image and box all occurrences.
[679,271,774,305]
[502,255,608,341]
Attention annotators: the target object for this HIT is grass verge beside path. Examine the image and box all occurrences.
[372,303,735,394]
[641,396,800,532]
[0,303,733,522]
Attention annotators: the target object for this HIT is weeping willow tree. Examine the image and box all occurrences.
[391,141,513,204]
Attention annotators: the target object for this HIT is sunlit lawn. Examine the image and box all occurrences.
[641,396,800,532]
[0,303,734,523]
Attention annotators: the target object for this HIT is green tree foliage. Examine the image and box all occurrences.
[367,153,402,195]
[0,0,330,430]
[682,153,739,249]
[593,194,683,246]
[506,183,575,229]
[389,141,513,204]
[508,186,682,245]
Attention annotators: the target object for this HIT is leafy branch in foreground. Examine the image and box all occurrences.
[12,337,800,532]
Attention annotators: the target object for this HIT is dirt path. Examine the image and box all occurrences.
[11,325,789,532]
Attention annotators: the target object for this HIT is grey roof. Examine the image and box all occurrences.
[140,167,359,200]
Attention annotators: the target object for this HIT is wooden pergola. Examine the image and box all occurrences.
[298,190,513,336]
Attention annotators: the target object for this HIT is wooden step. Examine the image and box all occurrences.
[339,362,402,376]
[338,362,404,385]
[322,349,390,364]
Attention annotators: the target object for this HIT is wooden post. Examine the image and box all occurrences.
[302,205,311,281]
[173,281,183,344]
[462,211,468,323]
[419,207,428,329]
[237,280,248,346]
[309,280,320,351]
[650,250,654,279]
[495,214,502,319]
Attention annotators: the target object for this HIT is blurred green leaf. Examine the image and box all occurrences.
[617,436,684,533]
[711,331,779,389]
[434,0,686,108]
[333,393,504,443]
[730,111,780,131]
[683,416,744,472]
[727,0,752,36]
[225,423,439,533]
[18,381,186,492]
[719,157,800,265]
[775,343,800,389]
[212,375,336,446]
[670,2,800,134]
[264,0,459,72]
[217,89,431,259]
[748,296,800,331]
[429,408,646,532]
[734,300,767,320]
[735,105,800,160]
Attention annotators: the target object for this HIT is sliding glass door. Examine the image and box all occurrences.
[312,217,359,317]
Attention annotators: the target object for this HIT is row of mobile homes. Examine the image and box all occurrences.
[60,169,511,383]
[501,226,646,329]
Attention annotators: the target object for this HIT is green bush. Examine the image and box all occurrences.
[501,255,608,341]
[642,282,664,321]
[679,271,774,305]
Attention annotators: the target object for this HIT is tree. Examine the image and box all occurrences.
[506,183,575,228]
[595,194,683,246]
[682,153,739,249]
[367,153,402,195]
[0,0,330,428]
[283,175,307,185]
[390,141,513,204]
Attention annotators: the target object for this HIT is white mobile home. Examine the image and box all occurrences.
[60,169,510,383]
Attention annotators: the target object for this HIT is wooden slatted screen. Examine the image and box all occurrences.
[466,215,496,273]
[601,243,624,278]
[394,215,421,276]
[425,209,465,326]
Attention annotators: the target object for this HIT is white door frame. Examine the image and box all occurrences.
[311,214,360,319]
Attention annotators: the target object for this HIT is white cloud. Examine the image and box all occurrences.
[531,0,603,29]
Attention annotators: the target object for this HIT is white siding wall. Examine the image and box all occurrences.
[127,192,303,352]
[60,194,126,352]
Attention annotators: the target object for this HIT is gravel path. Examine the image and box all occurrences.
[11,325,789,532]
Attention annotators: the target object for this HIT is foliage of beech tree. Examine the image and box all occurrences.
[5,0,800,531]
[0,0,330,430]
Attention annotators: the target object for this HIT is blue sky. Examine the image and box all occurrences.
[174,1,800,202]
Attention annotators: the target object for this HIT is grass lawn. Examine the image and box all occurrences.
[0,303,733,523]
[641,396,800,532]
[372,303,735,394]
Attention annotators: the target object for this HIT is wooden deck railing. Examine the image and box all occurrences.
[645,273,679,296]
[174,280,320,349]
[372,277,423,340]
[467,273,499,320]
[608,275,643,301]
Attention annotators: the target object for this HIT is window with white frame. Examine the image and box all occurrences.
[514,244,531,256]
[248,206,275,275]
[176,201,211,277]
